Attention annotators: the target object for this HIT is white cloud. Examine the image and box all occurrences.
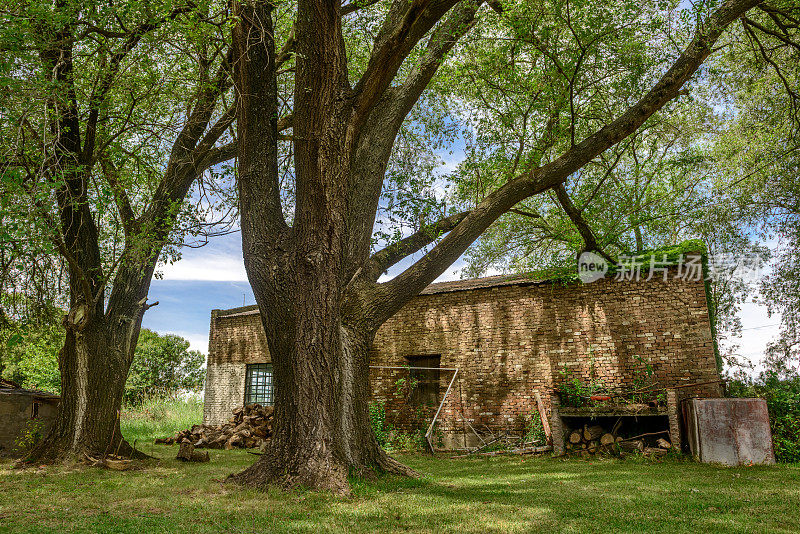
[171,331,210,355]
[159,253,247,282]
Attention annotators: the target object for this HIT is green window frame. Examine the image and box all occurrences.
[245,363,274,406]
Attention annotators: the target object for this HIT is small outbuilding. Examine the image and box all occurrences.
[0,379,60,457]
[204,258,723,451]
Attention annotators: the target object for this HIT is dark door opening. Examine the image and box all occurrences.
[406,355,441,407]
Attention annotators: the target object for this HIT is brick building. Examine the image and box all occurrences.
[203,268,721,450]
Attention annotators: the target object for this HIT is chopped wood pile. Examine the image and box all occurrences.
[565,424,674,458]
[155,404,273,450]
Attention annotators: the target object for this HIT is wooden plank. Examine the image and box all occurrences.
[534,390,552,444]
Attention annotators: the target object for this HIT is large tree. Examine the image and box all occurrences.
[227,0,798,493]
[0,0,235,460]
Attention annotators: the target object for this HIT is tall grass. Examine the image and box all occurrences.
[120,395,203,445]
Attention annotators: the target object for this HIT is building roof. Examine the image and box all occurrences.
[418,272,548,295]
[215,272,551,318]
[0,378,60,401]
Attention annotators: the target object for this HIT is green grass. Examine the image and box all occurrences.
[0,401,797,533]
[119,395,204,446]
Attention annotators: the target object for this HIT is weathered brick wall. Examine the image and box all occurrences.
[369,275,721,443]
[203,307,271,424]
[204,274,721,441]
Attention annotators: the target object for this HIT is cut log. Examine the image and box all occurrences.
[656,438,672,449]
[618,439,645,452]
[176,442,210,462]
[568,430,582,444]
[600,433,615,446]
[644,447,668,457]
[583,425,604,441]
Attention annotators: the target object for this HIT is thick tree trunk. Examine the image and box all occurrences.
[28,317,144,462]
[229,287,416,494]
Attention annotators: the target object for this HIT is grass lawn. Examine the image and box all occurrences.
[0,403,797,533]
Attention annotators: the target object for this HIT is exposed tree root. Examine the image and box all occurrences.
[228,442,418,495]
[25,435,150,465]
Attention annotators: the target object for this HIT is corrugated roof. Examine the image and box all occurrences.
[215,272,551,318]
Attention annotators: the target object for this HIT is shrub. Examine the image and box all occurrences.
[369,400,390,447]
[524,411,547,445]
[1,319,63,393]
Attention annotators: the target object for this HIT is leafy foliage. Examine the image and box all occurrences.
[125,329,205,404]
[368,401,390,448]
[523,411,547,445]
[0,308,204,402]
[0,299,63,393]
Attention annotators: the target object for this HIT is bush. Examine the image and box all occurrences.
[369,400,389,447]
[0,316,63,393]
[368,400,431,452]
[524,411,547,445]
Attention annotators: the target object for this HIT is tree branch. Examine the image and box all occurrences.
[366,210,470,280]
[370,0,760,322]
[346,0,483,267]
[553,183,615,264]
[83,5,196,166]
[351,0,461,122]
[99,155,139,237]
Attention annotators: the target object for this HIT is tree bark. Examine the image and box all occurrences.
[229,321,415,493]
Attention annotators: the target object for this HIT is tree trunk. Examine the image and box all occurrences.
[229,298,416,494]
[28,316,144,462]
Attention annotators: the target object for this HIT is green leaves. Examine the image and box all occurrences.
[125,329,206,404]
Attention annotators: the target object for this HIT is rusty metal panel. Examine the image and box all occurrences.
[683,398,775,466]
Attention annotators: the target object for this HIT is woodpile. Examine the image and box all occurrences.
[565,424,673,458]
[155,404,273,450]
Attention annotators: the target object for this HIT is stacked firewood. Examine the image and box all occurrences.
[565,424,673,458]
[156,404,273,450]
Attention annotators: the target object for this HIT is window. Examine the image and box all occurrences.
[407,355,441,407]
[245,363,274,406]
